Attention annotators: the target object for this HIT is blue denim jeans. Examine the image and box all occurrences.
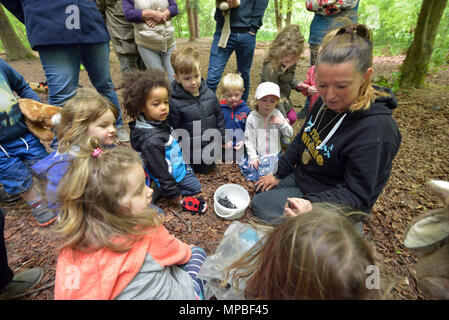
[206,30,256,102]
[137,44,176,84]
[0,133,48,195]
[38,42,123,125]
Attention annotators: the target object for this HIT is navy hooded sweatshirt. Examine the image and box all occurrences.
[275,86,401,213]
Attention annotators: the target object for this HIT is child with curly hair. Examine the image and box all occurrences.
[260,24,307,127]
[122,68,203,210]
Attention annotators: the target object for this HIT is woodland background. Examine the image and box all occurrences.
[0,0,448,300]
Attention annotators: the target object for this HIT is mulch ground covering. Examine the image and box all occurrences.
[2,39,448,300]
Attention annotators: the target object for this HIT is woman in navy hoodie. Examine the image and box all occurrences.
[252,24,401,227]
[0,0,129,142]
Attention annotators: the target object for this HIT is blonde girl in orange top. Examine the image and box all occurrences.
[53,137,206,300]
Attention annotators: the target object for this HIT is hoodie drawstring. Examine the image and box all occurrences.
[0,136,30,158]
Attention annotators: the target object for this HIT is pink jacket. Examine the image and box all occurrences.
[300,65,319,112]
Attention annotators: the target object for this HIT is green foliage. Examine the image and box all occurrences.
[0,6,32,52]
[1,0,448,69]
[374,71,402,92]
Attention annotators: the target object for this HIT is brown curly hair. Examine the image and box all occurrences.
[121,68,171,120]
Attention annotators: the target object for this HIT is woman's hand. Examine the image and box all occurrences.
[254,174,279,192]
[284,198,312,217]
[142,9,168,25]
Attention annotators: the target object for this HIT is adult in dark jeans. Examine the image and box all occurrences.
[0,208,43,300]
[1,0,130,142]
[206,0,269,102]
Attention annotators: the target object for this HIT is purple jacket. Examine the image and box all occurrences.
[122,0,178,23]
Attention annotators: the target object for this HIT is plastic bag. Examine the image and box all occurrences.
[197,221,267,300]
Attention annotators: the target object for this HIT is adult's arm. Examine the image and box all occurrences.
[250,0,269,34]
[0,0,25,23]
[303,142,399,212]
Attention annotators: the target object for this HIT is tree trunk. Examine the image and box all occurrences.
[274,0,282,31]
[193,5,199,39]
[186,0,196,42]
[0,5,35,60]
[399,0,448,88]
[285,0,292,26]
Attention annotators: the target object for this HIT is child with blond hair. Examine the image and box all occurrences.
[220,73,250,163]
[239,82,293,182]
[32,89,120,215]
[54,137,207,300]
[169,47,225,174]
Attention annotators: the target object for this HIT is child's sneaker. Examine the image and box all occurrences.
[180,197,208,215]
[31,203,57,227]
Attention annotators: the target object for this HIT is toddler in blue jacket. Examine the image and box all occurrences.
[219,73,250,163]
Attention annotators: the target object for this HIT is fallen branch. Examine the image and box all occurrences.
[173,210,192,232]
[15,281,55,300]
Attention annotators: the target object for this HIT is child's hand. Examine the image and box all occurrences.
[296,83,308,91]
[307,86,317,95]
[234,141,244,150]
[268,115,285,125]
[284,198,313,217]
[249,157,260,170]
[224,141,233,149]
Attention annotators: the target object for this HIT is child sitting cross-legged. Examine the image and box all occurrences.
[219,73,251,163]
[122,68,205,213]
[54,137,207,300]
[169,47,225,174]
[239,82,293,182]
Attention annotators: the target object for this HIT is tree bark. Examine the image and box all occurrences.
[274,0,282,31]
[399,0,448,88]
[193,2,199,39]
[285,0,292,26]
[0,5,35,60]
[186,0,196,42]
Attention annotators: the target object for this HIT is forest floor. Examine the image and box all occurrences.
[1,37,448,300]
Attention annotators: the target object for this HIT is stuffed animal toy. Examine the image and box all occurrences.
[181,196,208,214]
[216,0,241,48]
[403,180,449,299]
[18,99,62,141]
[216,0,240,11]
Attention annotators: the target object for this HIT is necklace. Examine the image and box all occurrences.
[302,105,345,165]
